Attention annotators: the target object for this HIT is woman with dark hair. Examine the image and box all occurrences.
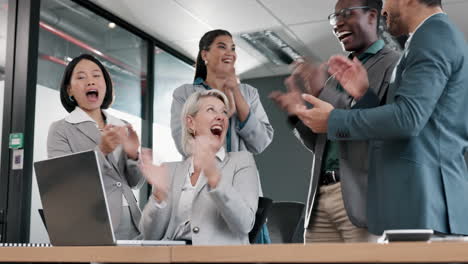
[171,29,274,157]
[170,29,274,244]
[47,54,144,240]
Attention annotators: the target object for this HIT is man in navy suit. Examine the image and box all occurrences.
[295,0,468,235]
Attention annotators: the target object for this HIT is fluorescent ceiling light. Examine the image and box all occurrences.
[241,30,301,65]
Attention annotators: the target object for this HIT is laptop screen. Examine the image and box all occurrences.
[34,150,116,246]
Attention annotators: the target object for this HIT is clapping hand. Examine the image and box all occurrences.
[121,124,140,160]
[269,75,304,116]
[191,135,220,188]
[221,66,238,117]
[328,55,369,100]
[99,125,122,155]
[139,148,169,202]
[270,59,327,116]
[289,60,327,96]
[295,94,334,133]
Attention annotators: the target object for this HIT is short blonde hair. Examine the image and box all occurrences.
[180,89,230,156]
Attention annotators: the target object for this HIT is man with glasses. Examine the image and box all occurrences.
[270,0,399,242]
[296,0,468,236]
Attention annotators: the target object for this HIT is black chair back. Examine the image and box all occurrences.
[38,209,48,231]
[248,197,273,243]
[464,150,468,167]
[267,201,305,243]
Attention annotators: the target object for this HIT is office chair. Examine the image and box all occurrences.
[267,201,305,243]
[248,197,273,243]
[38,209,48,231]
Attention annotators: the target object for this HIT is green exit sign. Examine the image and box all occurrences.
[9,133,24,149]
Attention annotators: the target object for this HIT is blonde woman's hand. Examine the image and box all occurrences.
[192,135,220,188]
[121,124,140,160]
[139,148,169,202]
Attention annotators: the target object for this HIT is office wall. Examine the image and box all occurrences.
[0,81,3,163]
[243,75,312,204]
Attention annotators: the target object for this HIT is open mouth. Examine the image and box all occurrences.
[222,57,234,64]
[86,89,99,101]
[210,124,223,137]
[336,31,353,43]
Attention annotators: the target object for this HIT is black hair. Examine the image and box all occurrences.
[362,0,383,32]
[418,0,442,7]
[194,29,232,81]
[59,54,114,113]
[363,0,383,11]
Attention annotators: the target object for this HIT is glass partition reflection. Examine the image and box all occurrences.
[31,0,147,243]
[0,0,8,164]
[152,47,194,163]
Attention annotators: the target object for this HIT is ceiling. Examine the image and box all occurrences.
[89,0,468,80]
[1,0,467,80]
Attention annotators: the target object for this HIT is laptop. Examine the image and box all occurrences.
[34,150,185,246]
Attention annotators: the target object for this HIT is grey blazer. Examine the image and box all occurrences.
[293,46,400,228]
[47,109,144,238]
[140,151,259,245]
[171,83,274,157]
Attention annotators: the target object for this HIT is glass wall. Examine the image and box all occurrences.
[0,0,8,163]
[152,47,194,163]
[31,0,148,243]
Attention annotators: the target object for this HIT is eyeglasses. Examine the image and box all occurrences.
[328,6,370,26]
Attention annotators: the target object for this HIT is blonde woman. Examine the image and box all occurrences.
[140,90,259,245]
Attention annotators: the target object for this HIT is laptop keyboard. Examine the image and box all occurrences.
[0,243,52,247]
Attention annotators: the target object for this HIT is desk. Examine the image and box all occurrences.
[173,242,468,263]
[1,242,468,263]
[0,246,170,263]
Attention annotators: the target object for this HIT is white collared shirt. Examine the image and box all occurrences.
[390,13,445,85]
[65,107,130,206]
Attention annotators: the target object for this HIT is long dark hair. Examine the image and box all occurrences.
[194,29,232,81]
[59,54,114,113]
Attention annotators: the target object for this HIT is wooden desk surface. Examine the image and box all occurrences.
[1,241,468,263]
[0,246,171,263]
[173,241,468,263]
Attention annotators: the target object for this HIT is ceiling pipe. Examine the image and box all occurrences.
[40,10,94,46]
[39,21,143,77]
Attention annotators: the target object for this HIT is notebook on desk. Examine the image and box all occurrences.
[34,150,185,246]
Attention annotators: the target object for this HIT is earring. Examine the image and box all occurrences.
[69,95,75,102]
[204,60,208,65]
[188,128,196,136]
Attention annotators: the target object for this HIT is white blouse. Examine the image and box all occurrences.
[155,147,226,240]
